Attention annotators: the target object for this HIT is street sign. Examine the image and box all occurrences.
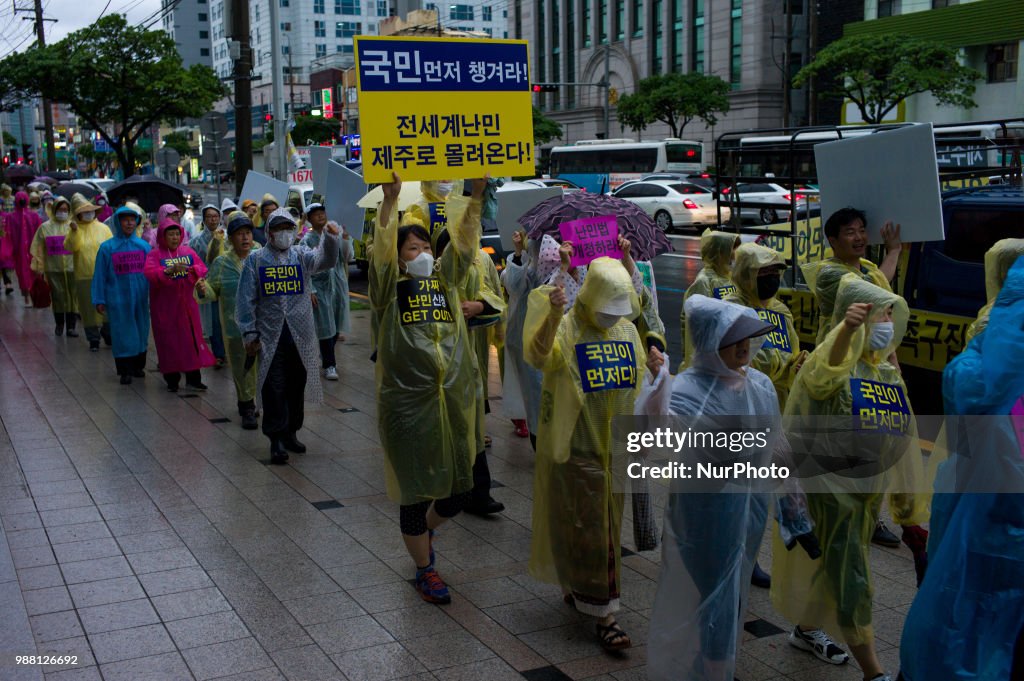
[201,141,232,168]
[200,112,229,139]
[93,137,112,153]
[156,147,180,168]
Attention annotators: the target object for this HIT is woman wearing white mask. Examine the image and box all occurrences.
[236,208,340,464]
[370,173,488,606]
[30,196,78,336]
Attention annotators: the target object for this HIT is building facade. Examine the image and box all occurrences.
[162,0,214,69]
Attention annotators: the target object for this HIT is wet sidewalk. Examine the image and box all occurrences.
[0,295,920,681]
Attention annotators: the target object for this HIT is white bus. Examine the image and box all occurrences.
[549,138,704,192]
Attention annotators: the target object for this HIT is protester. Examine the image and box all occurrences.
[771,274,927,681]
[0,212,14,295]
[965,237,1024,343]
[300,203,350,382]
[190,204,227,367]
[525,256,647,651]
[144,218,215,392]
[197,211,261,429]
[255,194,279,246]
[6,190,43,305]
[92,203,151,384]
[236,207,340,463]
[64,193,113,351]
[39,191,54,221]
[680,230,740,364]
[1,184,15,212]
[900,256,1024,681]
[95,192,113,224]
[28,191,41,216]
[29,196,77,336]
[220,197,239,222]
[370,174,486,604]
[242,199,259,223]
[147,203,192,248]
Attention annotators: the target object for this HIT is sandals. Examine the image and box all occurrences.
[596,619,632,652]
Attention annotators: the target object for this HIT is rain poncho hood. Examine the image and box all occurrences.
[966,237,1024,343]
[29,196,75,313]
[221,197,239,214]
[701,229,739,276]
[803,255,890,344]
[680,230,740,364]
[70,192,100,218]
[259,193,279,211]
[830,273,908,362]
[686,294,766,378]
[92,203,151,359]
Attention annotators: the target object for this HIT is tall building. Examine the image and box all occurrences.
[844,0,1022,124]
[162,0,213,68]
[423,1,510,37]
[515,0,813,153]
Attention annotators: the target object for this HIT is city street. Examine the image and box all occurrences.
[0,288,918,681]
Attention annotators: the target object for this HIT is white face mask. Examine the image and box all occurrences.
[594,312,621,329]
[270,229,295,250]
[404,252,435,278]
[78,211,95,222]
[55,211,69,221]
[869,321,895,350]
[436,182,454,197]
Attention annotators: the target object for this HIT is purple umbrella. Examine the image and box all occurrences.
[518,192,672,261]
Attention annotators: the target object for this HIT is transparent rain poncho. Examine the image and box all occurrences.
[524,257,646,616]
[29,198,77,315]
[680,230,740,365]
[802,255,890,345]
[302,228,353,339]
[966,237,1024,344]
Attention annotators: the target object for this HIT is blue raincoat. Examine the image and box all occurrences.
[900,257,1024,681]
[91,206,151,359]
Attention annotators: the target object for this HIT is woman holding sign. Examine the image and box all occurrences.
[92,204,152,384]
[29,196,78,336]
[144,218,216,392]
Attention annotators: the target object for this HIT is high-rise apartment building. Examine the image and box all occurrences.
[162,0,214,68]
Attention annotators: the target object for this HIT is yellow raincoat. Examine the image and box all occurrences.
[803,256,890,345]
[966,238,1024,343]
[525,257,646,615]
[681,230,739,364]
[771,274,927,647]
[371,183,483,505]
[29,198,77,315]
[64,193,112,328]
[725,243,804,409]
[404,181,451,236]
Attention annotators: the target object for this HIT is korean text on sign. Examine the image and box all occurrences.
[558,216,622,268]
[427,202,447,235]
[355,36,533,184]
[712,285,736,300]
[112,250,146,275]
[850,378,911,436]
[45,236,71,257]
[397,277,454,325]
[575,341,638,394]
[258,264,305,297]
[756,308,792,353]
[162,255,193,279]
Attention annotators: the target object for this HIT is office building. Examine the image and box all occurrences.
[162,0,214,68]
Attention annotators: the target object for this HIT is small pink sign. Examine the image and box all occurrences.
[558,216,621,268]
[45,235,71,256]
[112,250,146,275]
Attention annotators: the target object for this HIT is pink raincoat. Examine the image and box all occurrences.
[144,218,215,374]
[0,215,14,270]
[96,195,113,224]
[5,191,42,293]
[145,204,190,248]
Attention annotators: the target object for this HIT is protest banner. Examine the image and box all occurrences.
[495,186,561,251]
[239,171,291,208]
[354,36,534,184]
[559,216,621,268]
[310,147,332,199]
[326,160,368,240]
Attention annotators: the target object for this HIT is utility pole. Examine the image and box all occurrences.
[602,43,611,140]
[268,0,288,179]
[16,0,57,171]
[230,0,252,196]
[782,0,793,128]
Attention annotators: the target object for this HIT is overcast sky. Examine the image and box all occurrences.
[6,0,163,47]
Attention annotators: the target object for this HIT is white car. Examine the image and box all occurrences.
[722,182,820,225]
[524,178,583,193]
[611,180,730,231]
[86,178,117,194]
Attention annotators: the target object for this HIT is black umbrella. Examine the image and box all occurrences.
[4,164,37,183]
[107,174,186,212]
[54,182,100,200]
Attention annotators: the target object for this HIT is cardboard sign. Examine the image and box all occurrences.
[635,260,658,310]
[112,250,145,275]
[162,254,193,279]
[396,277,454,325]
[325,160,368,240]
[575,341,638,393]
[756,308,793,353]
[495,186,561,251]
[815,124,944,244]
[558,216,621,268]
[355,36,534,183]
[850,378,911,436]
[239,170,291,209]
[45,235,71,256]
[310,147,332,199]
[258,264,305,296]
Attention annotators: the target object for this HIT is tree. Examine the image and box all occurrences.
[162,131,194,158]
[0,15,226,176]
[794,34,981,124]
[267,115,341,145]
[616,72,731,139]
[2,131,15,146]
[533,106,562,146]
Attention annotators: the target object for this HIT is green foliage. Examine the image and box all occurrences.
[2,131,15,146]
[616,72,731,138]
[0,14,226,176]
[794,34,981,124]
[533,106,563,146]
[268,115,341,145]
[162,131,194,157]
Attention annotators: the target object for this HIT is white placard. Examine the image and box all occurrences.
[495,186,562,251]
[326,160,368,240]
[309,147,331,199]
[815,124,944,244]
[239,171,290,208]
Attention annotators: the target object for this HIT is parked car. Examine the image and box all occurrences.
[611,180,731,231]
[722,182,820,224]
[524,177,584,193]
[85,178,117,194]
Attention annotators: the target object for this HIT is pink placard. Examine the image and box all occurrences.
[45,235,71,256]
[112,250,146,275]
[558,216,621,268]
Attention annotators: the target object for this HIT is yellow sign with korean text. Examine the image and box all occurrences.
[354,36,534,184]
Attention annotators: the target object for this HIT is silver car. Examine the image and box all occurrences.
[721,182,820,225]
[612,180,730,231]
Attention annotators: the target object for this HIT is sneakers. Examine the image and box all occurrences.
[185,382,208,392]
[872,521,901,548]
[789,626,849,665]
[512,419,529,438]
[241,410,258,430]
[324,366,339,381]
[414,566,451,604]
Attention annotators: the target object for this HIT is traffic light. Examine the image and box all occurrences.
[264,113,273,121]
[532,84,558,93]
[22,144,32,166]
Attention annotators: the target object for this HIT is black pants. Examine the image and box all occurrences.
[399,490,472,536]
[84,321,110,345]
[164,369,202,390]
[262,325,306,440]
[52,311,77,330]
[318,337,336,369]
[114,352,146,377]
[471,449,492,504]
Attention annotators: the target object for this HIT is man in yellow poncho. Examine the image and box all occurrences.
[64,193,113,351]
[525,256,650,653]
[680,230,740,364]
[966,237,1024,343]
[771,274,927,681]
[29,196,78,336]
